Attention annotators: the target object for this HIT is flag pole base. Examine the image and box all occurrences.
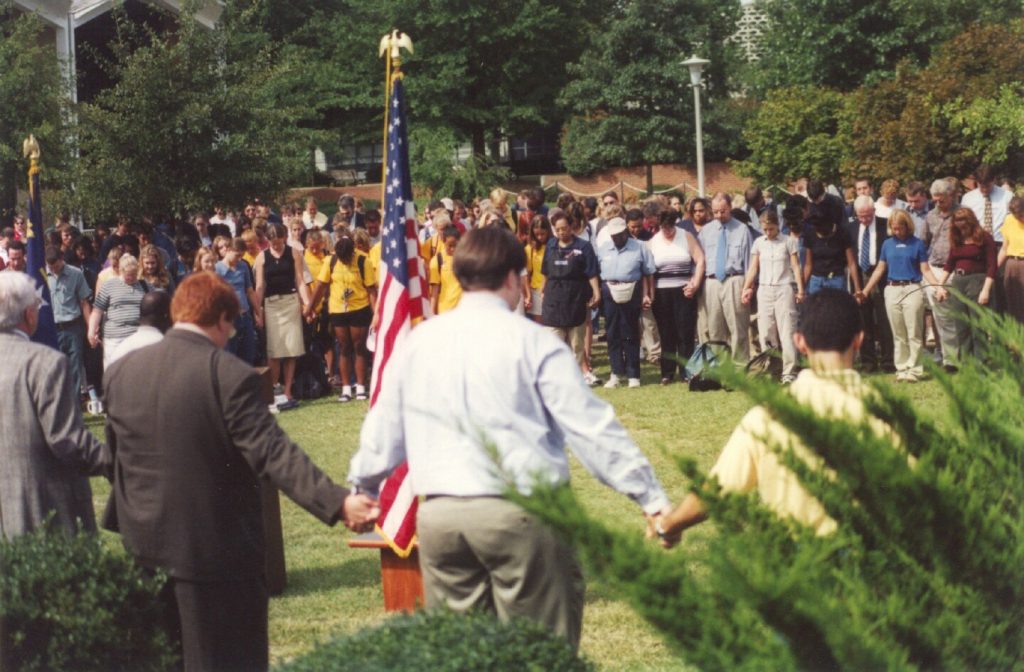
[348,531,424,612]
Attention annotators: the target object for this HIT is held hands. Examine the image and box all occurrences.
[934,287,949,302]
[644,506,682,550]
[682,283,697,299]
[88,332,101,348]
[795,290,806,304]
[853,291,866,304]
[741,287,753,305]
[587,292,600,309]
[341,493,381,533]
[642,295,652,309]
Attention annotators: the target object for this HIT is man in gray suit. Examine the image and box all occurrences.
[0,272,108,540]
[103,272,379,672]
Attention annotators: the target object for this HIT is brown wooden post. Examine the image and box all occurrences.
[348,531,424,612]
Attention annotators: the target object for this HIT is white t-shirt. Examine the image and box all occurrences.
[751,235,799,286]
[648,227,693,289]
[874,198,907,220]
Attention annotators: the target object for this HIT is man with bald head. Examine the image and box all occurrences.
[698,193,756,363]
[844,195,892,371]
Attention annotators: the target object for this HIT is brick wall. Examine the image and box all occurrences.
[540,163,750,201]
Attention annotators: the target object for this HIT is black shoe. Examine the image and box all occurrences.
[943,364,959,374]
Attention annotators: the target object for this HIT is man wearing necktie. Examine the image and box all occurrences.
[698,193,756,363]
[844,196,893,371]
[962,164,1012,312]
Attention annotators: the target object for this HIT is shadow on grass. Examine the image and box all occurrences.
[280,556,381,597]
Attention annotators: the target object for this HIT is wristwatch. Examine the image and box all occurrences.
[655,520,669,539]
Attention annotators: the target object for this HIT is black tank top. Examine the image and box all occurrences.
[264,247,297,296]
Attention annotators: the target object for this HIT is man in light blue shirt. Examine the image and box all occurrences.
[350,227,670,651]
[45,246,92,396]
[596,218,655,388]
[699,193,755,363]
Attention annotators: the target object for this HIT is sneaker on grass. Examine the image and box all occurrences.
[603,374,620,389]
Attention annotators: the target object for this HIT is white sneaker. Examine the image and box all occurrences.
[628,378,641,388]
[604,375,621,389]
[582,370,601,386]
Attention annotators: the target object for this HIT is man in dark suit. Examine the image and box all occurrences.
[845,195,894,371]
[103,272,379,672]
[337,194,365,230]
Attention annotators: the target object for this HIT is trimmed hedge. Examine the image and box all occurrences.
[0,526,176,672]
[277,609,592,672]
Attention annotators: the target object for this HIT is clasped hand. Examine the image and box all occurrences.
[341,493,380,533]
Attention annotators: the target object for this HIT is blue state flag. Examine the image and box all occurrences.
[26,161,58,349]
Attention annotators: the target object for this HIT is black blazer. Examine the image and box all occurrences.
[844,215,889,274]
[103,329,347,581]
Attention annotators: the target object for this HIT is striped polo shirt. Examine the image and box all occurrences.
[94,278,148,340]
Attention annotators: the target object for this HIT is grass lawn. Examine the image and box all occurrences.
[85,350,947,670]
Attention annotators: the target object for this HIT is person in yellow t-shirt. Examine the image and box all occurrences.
[420,211,451,263]
[429,226,462,315]
[309,235,377,402]
[655,289,897,546]
[524,215,551,322]
[303,229,336,383]
[997,196,1024,324]
[241,230,260,269]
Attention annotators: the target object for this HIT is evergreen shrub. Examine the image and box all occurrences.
[0,526,176,672]
[517,307,1023,670]
[276,609,592,672]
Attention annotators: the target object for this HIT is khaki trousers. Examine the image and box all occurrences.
[883,283,925,376]
[704,275,751,364]
[926,263,957,366]
[756,284,799,377]
[640,306,661,363]
[418,496,585,650]
[548,324,587,368]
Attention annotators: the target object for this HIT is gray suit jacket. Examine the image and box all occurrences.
[0,330,108,540]
[103,328,348,581]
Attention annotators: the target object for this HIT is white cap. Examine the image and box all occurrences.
[440,197,454,211]
[605,217,627,235]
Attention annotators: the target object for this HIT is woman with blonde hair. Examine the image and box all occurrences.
[875,179,907,221]
[88,253,148,369]
[858,210,943,382]
[193,247,217,273]
[140,244,175,293]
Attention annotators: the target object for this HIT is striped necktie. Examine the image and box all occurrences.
[983,195,993,234]
[859,225,871,272]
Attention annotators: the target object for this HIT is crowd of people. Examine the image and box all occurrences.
[1,162,1020,408]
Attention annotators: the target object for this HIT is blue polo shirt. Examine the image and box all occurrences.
[879,235,928,282]
[596,237,655,282]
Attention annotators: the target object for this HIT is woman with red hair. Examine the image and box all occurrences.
[933,208,997,364]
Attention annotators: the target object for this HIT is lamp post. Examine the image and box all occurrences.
[682,55,710,197]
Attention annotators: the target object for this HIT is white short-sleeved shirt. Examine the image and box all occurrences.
[751,235,798,286]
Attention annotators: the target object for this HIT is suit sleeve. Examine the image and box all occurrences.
[221,363,348,525]
[33,353,110,478]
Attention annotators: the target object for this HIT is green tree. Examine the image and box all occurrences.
[839,20,1024,183]
[744,0,1022,94]
[516,306,1024,669]
[72,4,315,220]
[734,85,845,186]
[0,7,73,225]
[558,0,743,191]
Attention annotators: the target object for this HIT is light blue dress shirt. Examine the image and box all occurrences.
[699,219,754,277]
[350,291,670,515]
[596,237,656,282]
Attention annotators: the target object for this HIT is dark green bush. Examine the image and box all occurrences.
[276,609,592,672]
[0,526,176,672]
[516,308,1024,670]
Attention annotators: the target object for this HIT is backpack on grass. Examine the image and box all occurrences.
[685,341,730,392]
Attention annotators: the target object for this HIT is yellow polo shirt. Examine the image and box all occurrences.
[429,249,462,314]
[709,369,894,536]
[317,252,375,314]
[304,249,327,312]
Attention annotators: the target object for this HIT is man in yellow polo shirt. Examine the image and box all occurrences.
[429,226,462,315]
[656,289,892,543]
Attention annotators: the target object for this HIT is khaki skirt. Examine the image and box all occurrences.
[264,293,305,358]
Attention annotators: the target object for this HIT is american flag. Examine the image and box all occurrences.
[369,71,430,558]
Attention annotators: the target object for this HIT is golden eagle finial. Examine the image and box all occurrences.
[22,134,40,162]
[378,30,414,61]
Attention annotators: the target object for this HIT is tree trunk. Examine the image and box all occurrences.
[0,163,16,228]
[470,126,486,158]
[646,163,654,196]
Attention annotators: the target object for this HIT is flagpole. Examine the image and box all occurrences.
[381,46,392,209]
